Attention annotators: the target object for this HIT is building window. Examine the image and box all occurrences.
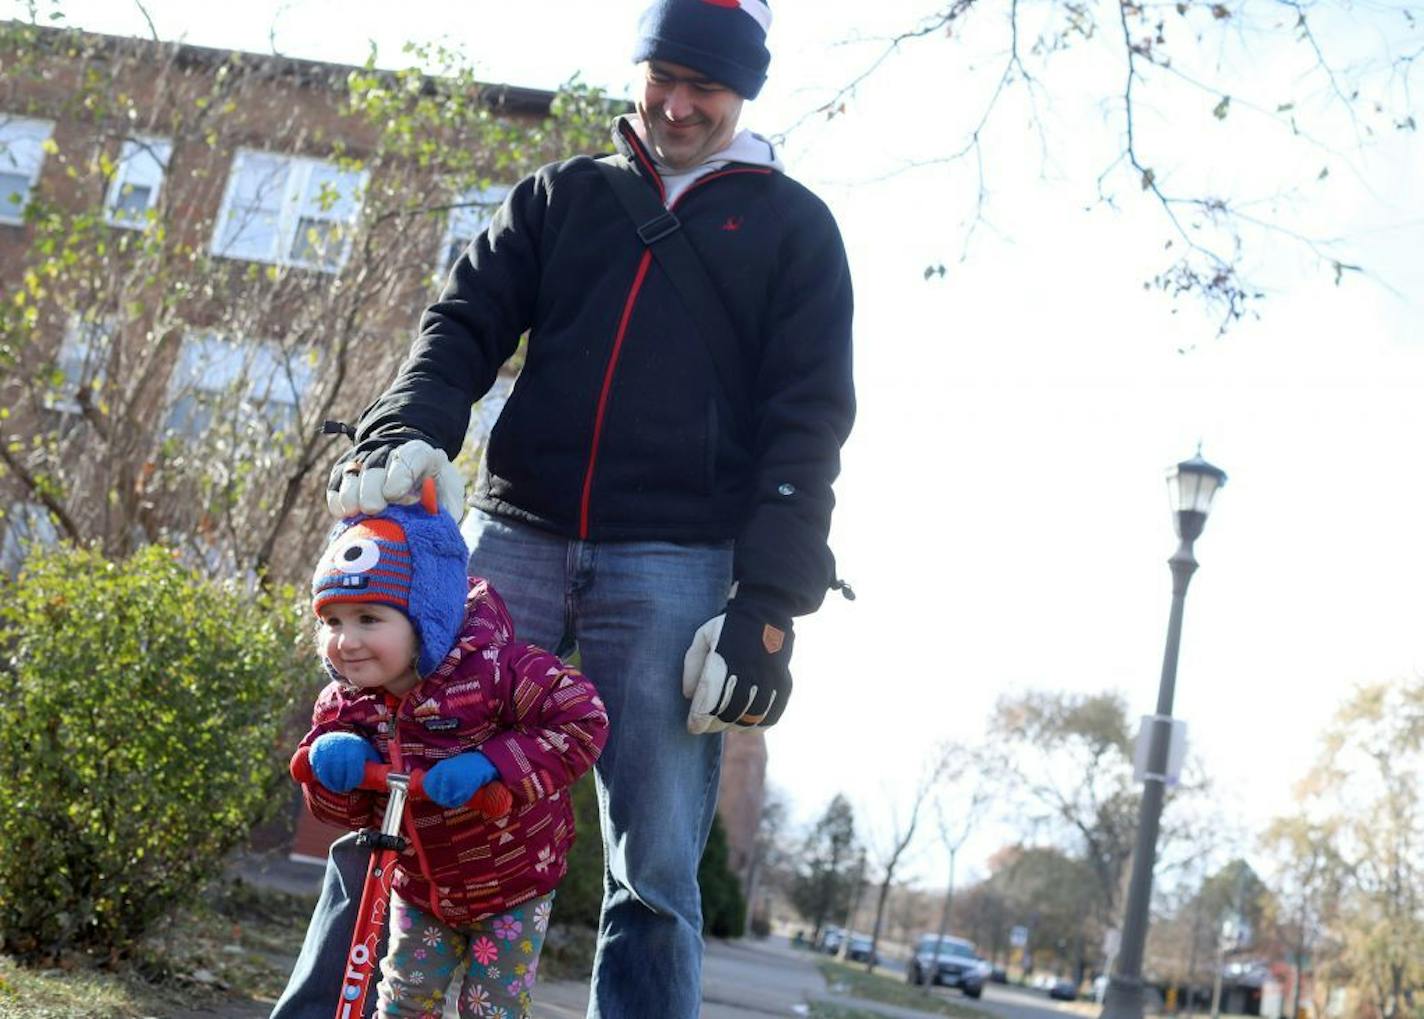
[0,502,59,576]
[48,315,116,414]
[165,332,315,436]
[212,150,367,272]
[105,136,172,227]
[0,115,55,225]
[439,185,509,276]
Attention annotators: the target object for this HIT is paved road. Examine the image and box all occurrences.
[537,935,827,1017]
[541,937,1097,1019]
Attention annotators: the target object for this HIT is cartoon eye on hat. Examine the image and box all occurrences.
[332,537,381,574]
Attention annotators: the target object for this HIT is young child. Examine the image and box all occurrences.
[295,486,608,1018]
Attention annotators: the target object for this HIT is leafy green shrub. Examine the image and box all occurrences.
[0,543,311,963]
[551,771,605,930]
[700,814,746,938]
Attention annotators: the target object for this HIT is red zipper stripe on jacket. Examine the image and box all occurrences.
[579,248,654,538]
[576,160,771,539]
[627,134,667,204]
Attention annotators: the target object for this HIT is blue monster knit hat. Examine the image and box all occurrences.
[312,485,468,678]
[633,0,773,100]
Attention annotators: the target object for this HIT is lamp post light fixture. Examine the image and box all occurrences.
[1100,452,1227,1019]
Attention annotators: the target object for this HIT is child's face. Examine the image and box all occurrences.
[318,602,420,696]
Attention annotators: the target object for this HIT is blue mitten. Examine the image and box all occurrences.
[309,732,381,794]
[424,751,498,809]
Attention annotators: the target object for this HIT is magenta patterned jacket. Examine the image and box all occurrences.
[297,578,608,926]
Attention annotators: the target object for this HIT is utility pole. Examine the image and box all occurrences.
[1100,453,1227,1019]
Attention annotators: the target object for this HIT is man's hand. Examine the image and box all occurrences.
[327,435,465,519]
[681,594,794,735]
[308,732,381,794]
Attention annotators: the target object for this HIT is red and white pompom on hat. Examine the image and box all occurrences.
[633,0,773,99]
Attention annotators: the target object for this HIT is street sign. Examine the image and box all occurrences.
[1010,925,1029,948]
[1133,715,1188,785]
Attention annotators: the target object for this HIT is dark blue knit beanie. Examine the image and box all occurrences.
[633,0,772,100]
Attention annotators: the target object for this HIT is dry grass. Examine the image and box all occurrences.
[817,958,991,1019]
[0,878,315,1018]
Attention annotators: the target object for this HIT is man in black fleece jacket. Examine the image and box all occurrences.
[278,2,854,1016]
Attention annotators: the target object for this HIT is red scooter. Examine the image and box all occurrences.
[290,747,513,1019]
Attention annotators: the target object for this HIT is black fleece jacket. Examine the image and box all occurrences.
[355,120,855,617]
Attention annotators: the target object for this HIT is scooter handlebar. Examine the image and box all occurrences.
[289,746,514,819]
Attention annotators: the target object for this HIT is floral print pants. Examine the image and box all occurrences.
[375,889,555,1019]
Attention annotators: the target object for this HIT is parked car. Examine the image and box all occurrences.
[1049,978,1079,1001]
[905,934,985,998]
[818,925,845,955]
[845,933,877,964]
[988,964,1009,984]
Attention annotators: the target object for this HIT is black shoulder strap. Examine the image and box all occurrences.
[594,156,748,410]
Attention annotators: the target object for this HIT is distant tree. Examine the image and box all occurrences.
[1296,680,1424,1019]
[920,742,995,985]
[743,783,792,936]
[699,814,747,938]
[990,690,1139,937]
[789,793,860,941]
[954,879,1012,964]
[861,741,954,974]
[786,2,1422,332]
[1148,858,1274,982]
[1260,815,1345,1019]
[985,844,1099,977]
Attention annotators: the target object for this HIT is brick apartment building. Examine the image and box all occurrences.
[0,21,766,889]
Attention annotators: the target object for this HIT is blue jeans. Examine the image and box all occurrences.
[271,512,732,1019]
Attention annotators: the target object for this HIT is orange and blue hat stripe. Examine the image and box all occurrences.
[312,520,416,615]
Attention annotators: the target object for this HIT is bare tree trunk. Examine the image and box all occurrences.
[837,850,866,961]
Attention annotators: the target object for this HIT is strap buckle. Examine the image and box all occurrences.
[637,211,680,245]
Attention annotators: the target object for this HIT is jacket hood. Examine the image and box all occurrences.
[454,576,518,653]
[615,114,784,175]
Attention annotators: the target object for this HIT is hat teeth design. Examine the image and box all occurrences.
[312,517,416,619]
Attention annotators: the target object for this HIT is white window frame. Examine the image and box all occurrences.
[0,502,59,576]
[211,149,368,273]
[437,184,509,278]
[0,115,55,226]
[164,330,316,437]
[48,314,117,414]
[104,135,172,228]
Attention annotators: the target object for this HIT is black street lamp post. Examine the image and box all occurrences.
[1100,453,1228,1019]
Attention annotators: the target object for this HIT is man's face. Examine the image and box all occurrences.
[636,60,745,171]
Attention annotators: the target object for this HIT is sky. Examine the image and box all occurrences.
[20,0,1424,895]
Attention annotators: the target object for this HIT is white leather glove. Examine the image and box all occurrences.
[682,614,734,735]
[327,438,465,519]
